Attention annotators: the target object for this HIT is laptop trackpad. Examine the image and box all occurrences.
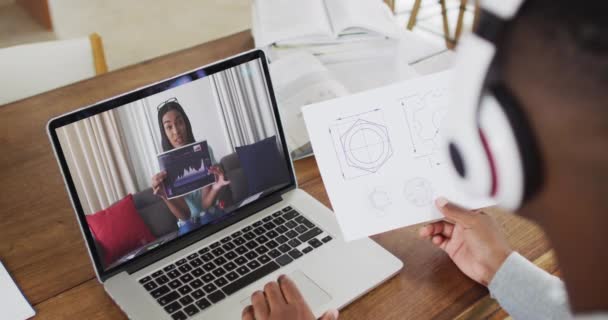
[239,270,331,307]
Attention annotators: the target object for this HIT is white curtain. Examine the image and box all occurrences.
[210,59,278,149]
[57,110,138,215]
[115,99,162,191]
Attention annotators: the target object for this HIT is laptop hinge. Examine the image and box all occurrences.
[123,192,284,275]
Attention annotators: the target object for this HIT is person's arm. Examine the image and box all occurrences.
[488,252,572,320]
[201,184,216,210]
[162,197,191,221]
[201,166,230,210]
[419,198,572,320]
[152,171,191,221]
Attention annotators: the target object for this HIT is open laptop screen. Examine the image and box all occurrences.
[49,51,293,274]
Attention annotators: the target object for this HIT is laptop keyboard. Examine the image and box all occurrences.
[138,206,333,320]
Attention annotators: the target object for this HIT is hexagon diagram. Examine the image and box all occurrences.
[330,111,393,180]
[341,120,393,173]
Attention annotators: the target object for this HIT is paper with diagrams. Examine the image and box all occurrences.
[303,70,493,241]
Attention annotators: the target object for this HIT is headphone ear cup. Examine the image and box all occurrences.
[479,86,543,209]
[442,34,497,198]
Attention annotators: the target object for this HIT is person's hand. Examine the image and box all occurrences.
[419,197,512,286]
[242,275,339,320]
[151,171,168,199]
[210,165,230,191]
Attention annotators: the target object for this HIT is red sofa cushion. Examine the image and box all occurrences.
[86,194,156,267]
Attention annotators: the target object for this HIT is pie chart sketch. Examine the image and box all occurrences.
[403,177,434,207]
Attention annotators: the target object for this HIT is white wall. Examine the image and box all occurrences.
[145,76,233,162]
[47,0,250,69]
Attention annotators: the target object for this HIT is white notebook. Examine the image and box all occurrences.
[0,261,35,320]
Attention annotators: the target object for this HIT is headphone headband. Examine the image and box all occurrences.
[480,0,525,20]
[442,0,543,210]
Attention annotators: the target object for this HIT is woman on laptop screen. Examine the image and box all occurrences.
[151,98,230,227]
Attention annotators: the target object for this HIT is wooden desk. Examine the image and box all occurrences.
[0,30,557,319]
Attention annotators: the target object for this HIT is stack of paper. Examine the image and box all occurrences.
[269,52,350,158]
[252,0,401,63]
[255,0,452,159]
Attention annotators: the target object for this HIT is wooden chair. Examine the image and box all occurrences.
[405,0,476,49]
[0,33,108,105]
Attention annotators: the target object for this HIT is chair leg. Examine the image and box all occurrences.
[439,0,453,49]
[407,0,423,30]
[453,0,468,46]
[384,0,396,13]
[89,33,108,74]
[473,0,481,30]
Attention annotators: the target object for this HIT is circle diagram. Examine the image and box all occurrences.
[403,177,434,207]
[340,119,393,173]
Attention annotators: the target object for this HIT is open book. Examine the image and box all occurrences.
[253,0,400,47]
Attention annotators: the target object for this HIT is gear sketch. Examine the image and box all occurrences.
[330,109,393,180]
[403,177,434,207]
[369,187,392,214]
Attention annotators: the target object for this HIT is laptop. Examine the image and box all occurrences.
[47,49,402,319]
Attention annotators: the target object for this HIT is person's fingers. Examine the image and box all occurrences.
[431,234,444,246]
[152,183,161,193]
[251,290,270,319]
[419,221,454,239]
[278,275,306,305]
[320,309,340,320]
[431,235,450,251]
[441,222,454,238]
[153,172,166,184]
[210,166,220,175]
[263,281,287,310]
[435,197,476,226]
[242,305,255,320]
[418,224,432,238]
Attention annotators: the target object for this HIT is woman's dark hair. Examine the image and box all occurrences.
[157,99,195,151]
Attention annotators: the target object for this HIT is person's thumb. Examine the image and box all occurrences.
[435,197,474,226]
[319,309,339,320]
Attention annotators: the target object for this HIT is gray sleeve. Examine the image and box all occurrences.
[488,252,572,320]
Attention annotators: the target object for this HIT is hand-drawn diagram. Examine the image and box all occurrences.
[369,187,392,214]
[403,177,434,207]
[400,88,448,168]
[330,109,393,180]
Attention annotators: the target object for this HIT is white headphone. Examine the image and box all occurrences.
[442,0,543,210]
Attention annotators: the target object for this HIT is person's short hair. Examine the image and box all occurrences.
[498,0,608,84]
